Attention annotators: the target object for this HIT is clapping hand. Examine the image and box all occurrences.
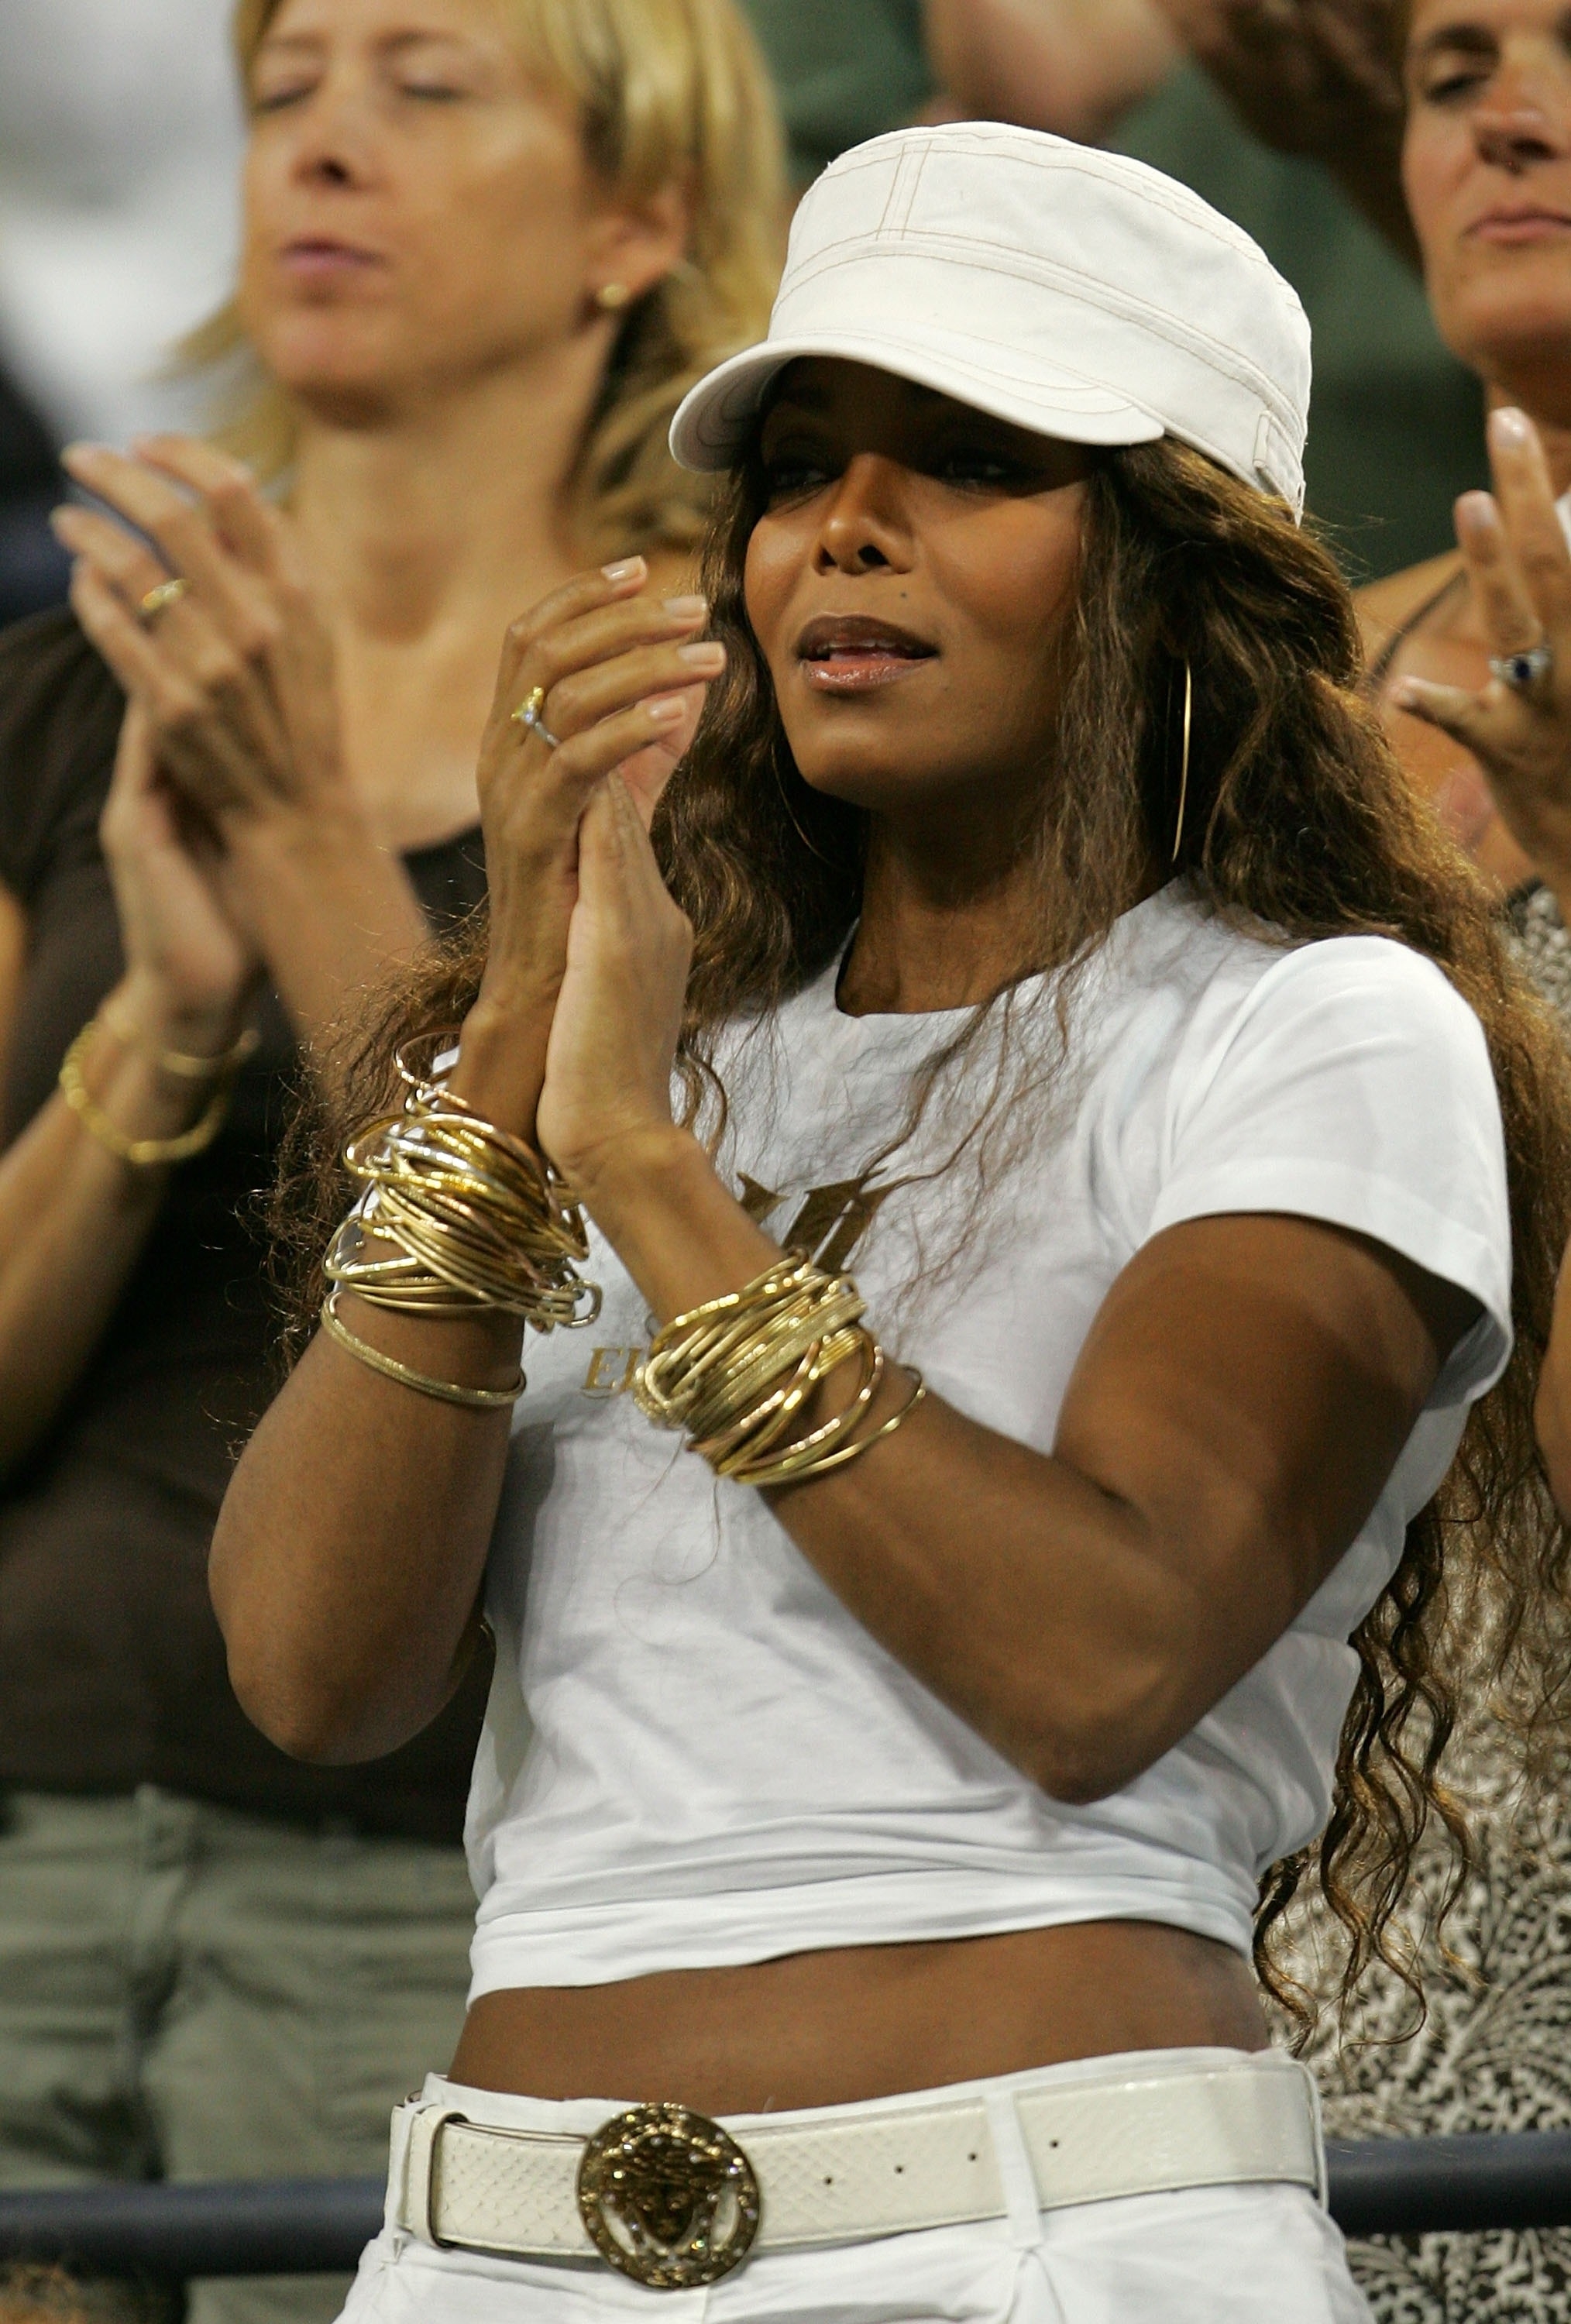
[98,703,261,1055]
[52,437,343,844]
[451,561,721,1143]
[1391,407,1571,916]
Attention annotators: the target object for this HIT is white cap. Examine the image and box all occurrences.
[670,122,1311,517]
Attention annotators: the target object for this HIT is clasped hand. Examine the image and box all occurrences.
[53,435,350,1040]
[452,561,724,1200]
[53,437,343,842]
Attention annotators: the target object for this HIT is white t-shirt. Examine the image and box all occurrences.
[464,884,1512,1999]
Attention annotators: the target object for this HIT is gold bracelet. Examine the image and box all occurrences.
[100,993,260,1081]
[632,1256,926,1486]
[318,1291,524,1408]
[325,1039,600,1332]
[59,1019,236,1167]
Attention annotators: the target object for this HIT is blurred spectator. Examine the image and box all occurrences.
[0,12,781,2324]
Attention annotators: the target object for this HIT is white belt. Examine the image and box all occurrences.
[389,2053,1325,2290]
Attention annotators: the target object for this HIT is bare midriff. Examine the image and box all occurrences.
[447,1920,1269,2116]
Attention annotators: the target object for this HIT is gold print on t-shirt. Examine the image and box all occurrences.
[737,1169,903,1273]
[579,1171,902,1397]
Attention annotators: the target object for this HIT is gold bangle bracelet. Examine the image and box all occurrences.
[59,1020,235,1167]
[318,1291,524,1409]
[632,1256,927,1487]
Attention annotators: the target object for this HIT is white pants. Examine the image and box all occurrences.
[339,2054,1372,2324]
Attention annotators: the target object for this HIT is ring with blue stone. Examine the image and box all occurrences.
[1489,640,1555,693]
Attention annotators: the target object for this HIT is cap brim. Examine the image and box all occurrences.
[670,319,1166,473]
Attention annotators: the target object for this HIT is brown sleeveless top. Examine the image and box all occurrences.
[0,607,490,1841]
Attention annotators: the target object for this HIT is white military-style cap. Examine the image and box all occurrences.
[670,122,1311,517]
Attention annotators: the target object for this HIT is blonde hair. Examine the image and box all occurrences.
[187,0,786,556]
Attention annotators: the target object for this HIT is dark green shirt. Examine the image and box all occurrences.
[740,0,934,183]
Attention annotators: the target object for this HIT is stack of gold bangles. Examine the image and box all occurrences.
[323,1056,922,1479]
[320,1039,600,1409]
[633,1254,925,1487]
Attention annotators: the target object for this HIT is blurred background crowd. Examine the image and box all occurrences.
[0,3,1566,2323]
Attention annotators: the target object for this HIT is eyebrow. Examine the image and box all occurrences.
[256,25,477,55]
[1411,22,1499,62]
[1411,8,1571,60]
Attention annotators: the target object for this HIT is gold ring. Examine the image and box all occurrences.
[138,576,191,624]
[510,684,562,749]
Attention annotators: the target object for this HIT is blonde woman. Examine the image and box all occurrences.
[0,4,780,2322]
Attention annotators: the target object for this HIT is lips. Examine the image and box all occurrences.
[796,614,936,662]
[1466,207,1571,244]
[794,613,937,696]
[278,237,386,281]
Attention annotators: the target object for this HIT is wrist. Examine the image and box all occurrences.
[114,971,252,1062]
[224,787,373,877]
[449,998,555,1143]
[561,1122,710,1233]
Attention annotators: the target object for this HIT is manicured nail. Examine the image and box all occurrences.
[662,594,707,619]
[1390,681,1421,710]
[646,693,688,723]
[1456,489,1501,536]
[677,641,726,670]
[1491,406,1531,445]
[601,556,646,583]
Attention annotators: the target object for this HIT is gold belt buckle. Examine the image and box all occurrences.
[576,2101,761,2288]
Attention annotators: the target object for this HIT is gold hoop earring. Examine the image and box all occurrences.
[774,758,835,866]
[1171,658,1193,865]
[596,282,631,312]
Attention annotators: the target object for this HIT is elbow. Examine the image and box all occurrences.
[223,1638,373,1765]
[1006,1652,1188,1808]
[1019,1731,1150,1809]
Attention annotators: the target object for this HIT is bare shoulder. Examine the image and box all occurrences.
[1355,549,1464,669]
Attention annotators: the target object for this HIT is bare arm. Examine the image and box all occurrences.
[209,564,721,1758]
[214,719,1475,1792]
[0,708,256,1474]
[524,782,1476,1803]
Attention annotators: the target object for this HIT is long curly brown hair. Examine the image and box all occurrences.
[276,431,1571,2021]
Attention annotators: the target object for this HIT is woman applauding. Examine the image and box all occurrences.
[216,128,1566,2322]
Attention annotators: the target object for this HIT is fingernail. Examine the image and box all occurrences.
[1491,406,1531,445]
[662,594,707,619]
[677,641,726,671]
[646,693,688,723]
[602,556,646,583]
[1456,490,1499,535]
